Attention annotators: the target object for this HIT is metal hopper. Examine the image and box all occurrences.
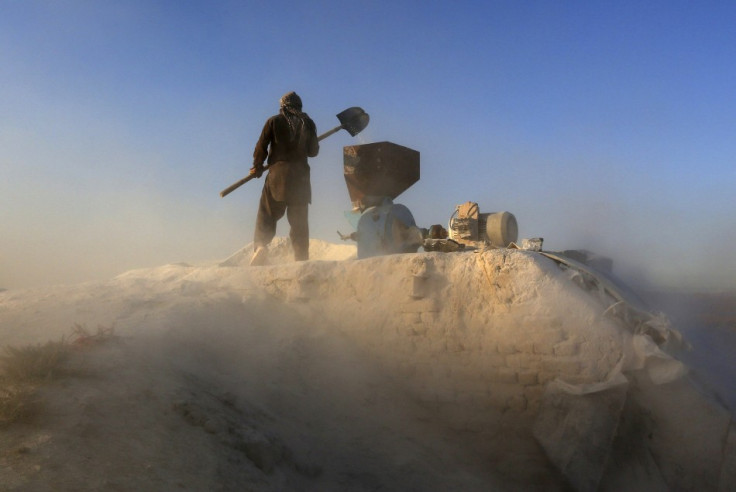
[343,142,420,211]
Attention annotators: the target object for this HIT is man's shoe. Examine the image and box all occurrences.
[249,246,268,266]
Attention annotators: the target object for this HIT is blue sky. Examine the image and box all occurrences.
[1,1,735,291]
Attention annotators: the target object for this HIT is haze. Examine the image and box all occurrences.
[2,1,735,291]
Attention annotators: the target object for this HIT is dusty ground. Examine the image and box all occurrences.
[0,321,554,491]
[1,238,734,491]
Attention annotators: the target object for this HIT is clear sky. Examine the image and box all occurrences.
[2,1,735,291]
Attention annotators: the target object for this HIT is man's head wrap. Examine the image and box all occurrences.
[280,91,303,111]
[279,91,308,142]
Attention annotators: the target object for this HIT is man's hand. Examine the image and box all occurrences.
[249,165,264,178]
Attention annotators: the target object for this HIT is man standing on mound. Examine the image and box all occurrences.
[248,92,319,266]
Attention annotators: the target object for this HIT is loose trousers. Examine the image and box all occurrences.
[254,187,309,261]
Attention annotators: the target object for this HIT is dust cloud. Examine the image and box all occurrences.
[1,238,734,490]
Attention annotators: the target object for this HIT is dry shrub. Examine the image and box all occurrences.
[0,339,68,426]
[0,384,37,425]
[0,339,69,383]
[0,324,115,425]
[69,323,116,348]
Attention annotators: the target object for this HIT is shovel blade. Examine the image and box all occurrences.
[337,107,370,137]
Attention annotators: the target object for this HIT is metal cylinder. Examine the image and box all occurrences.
[481,212,518,247]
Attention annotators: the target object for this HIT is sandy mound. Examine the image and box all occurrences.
[0,238,734,491]
[219,237,357,267]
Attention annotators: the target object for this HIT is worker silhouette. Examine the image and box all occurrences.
[249,92,319,266]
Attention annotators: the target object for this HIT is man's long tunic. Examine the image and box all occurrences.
[252,112,319,260]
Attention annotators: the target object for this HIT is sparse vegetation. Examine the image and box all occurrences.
[0,384,34,426]
[69,323,116,347]
[0,338,66,426]
[0,324,115,426]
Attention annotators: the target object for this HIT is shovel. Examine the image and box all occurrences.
[219,107,370,198]
[316,106,370,141]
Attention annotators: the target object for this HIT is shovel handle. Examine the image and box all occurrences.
[318,124,342,141]
[219,175,254,198]
[219,165,269,198]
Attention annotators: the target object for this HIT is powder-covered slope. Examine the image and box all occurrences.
[0,238,733,491]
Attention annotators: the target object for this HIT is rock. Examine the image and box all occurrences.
[533,380,629,491]
[629,373,733,491]
[203,417,224,434]
[235,429,284,474]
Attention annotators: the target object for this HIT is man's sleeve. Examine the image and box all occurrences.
[252,118,273,166]
[306,119,319,158]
